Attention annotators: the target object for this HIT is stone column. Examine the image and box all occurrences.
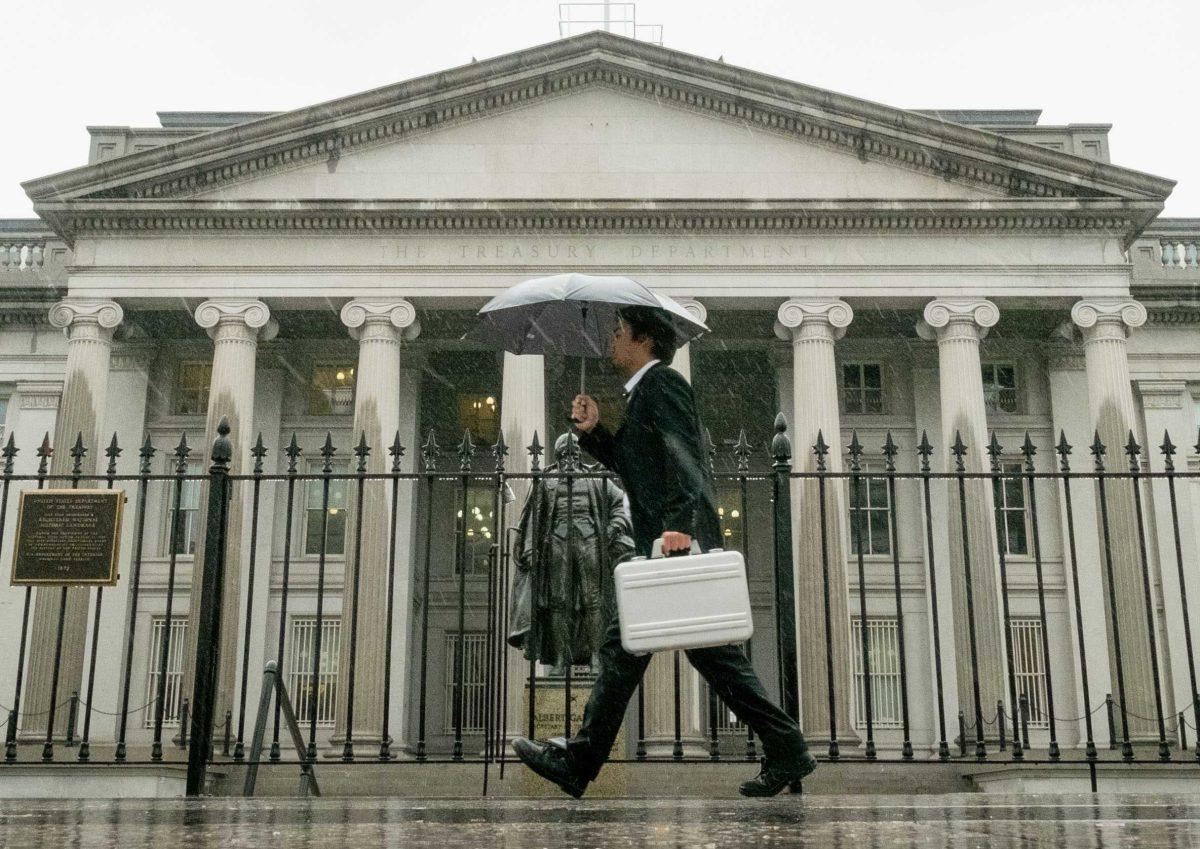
[180,299,276,727]
[23,300,123,737]
[500,352,546,738]
[643,298,707,756]
[1072,298,1159,739]
[1136,379,1200,745]
[333,300,420,753]
[774,298,859,750]
[916,299,1008,742]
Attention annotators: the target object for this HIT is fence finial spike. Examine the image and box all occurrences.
[813,429,829,472]
[950,430,967,472]
[1,432,17,475]
[1090,430,1106,471]
[1020,431,1036,469]
[492,429,508,474]
[320,432,336,474]
[917,429,933,472]
[528,431,543,473]
[986,431,1003,472]
[285,432,302,474]
[457,428,475,472]
[847,430,863,471]
[105,433,122,477]
[390,431,405,473]
[36,432,52,476]
[1124,430,1142,472]
[138,434,155,474]
[70,432,87,476]
[734,428,752,474]
[421,428,440,472]
[251,432,267,475]
[354,431,370,472]
[882,431,898,472]
[1160,430,1176,473]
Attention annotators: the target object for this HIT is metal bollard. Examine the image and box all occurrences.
[1019,693,1031,751]
[222,710,232,757]
[958,710,967,757]
[65,692,79,747]
[997,700,1006,751]
[1105,694,1116,750]
[1180,712,1188,753]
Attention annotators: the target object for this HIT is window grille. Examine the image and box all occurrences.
[851,617,903,729]
[144,616,188,728]
[848,460,892,556]
[840,363,884,415]
[982,363,1019,414]
[1009,618,1050,729]
[304,459,349,556]
[992,461,1030,556]
[287,617,342,727]
[444,632,488,734]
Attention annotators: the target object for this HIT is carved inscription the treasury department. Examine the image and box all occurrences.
[388,239,804,264]
[10,490,124,586]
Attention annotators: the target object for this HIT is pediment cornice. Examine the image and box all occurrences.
[34,198,1157,242]
[25,32,1172,242]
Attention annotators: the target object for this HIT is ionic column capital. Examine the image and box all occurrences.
[1071,298,1146,342]
[194,299,278,342]
[339,299,421,341]
[916,298,999,342]
[774,298,854,341]
[48,299,123,338]
[673,297,708,327]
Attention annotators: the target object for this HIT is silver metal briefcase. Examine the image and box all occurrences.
[613,540,753,655]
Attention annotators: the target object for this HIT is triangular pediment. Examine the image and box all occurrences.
[190,87,1006,202]
[25,31,1172,240]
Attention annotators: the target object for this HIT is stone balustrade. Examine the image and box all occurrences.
[0,222,68,283]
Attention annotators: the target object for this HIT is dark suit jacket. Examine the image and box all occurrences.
[578,362,722,556]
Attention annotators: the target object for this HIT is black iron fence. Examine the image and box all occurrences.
[0,415,1198,796]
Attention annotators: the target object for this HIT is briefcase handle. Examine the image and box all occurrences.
[650,537,703,559]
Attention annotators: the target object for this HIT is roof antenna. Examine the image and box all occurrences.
[558,1,663,44]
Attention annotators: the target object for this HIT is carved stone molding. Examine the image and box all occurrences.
[57,206,1141,237]
[1071,298,1147,333]
[774,298,854,341]
[1137,380,1187,410]
[16,380,63,410]
[194,299,278,342]
[916,298,999,341]
[339,299,421,341]
[48,299,123,333]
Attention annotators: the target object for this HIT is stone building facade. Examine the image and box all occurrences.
[0,32,1198,776]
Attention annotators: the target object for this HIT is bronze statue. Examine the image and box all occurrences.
[507,432,635,669]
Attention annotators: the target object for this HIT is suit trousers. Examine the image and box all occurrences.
[566,613,809,781]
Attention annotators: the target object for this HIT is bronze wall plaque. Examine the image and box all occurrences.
[10,489,124,586]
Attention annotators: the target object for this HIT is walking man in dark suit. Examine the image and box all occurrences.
[512,305,816,798]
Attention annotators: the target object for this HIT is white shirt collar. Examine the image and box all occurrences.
[624,359,661,396]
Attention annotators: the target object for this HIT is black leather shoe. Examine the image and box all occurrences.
[738,753,818,797]
[512,737,588,799]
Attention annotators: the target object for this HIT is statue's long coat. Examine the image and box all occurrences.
[507,464,634,667]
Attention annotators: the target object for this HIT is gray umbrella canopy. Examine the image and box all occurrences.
[463,273,709,360]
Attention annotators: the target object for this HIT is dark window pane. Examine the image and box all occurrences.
[863,364,882,389]
[1006,512,1028,555]
[868,477,888,507]
[849,511,865,554]
[1004,476,1024,507]
[869,509,891,554]
[998,366,1016,389]
[843,364,862,389]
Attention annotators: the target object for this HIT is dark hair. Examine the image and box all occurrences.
[617,305,678,362]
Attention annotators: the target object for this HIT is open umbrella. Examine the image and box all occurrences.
[463,273,710,392]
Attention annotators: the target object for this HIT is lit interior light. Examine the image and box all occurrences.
[336,371,346,381]
[467,529,474,536]
[731,510,740,518]
[486,397,495,406]
[329,508,339,515]
[457,510,463,518]
[717,507,725,516]
[724,528,732,537]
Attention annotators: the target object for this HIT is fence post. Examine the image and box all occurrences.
[771,413,799,721]
[186,418,233,797]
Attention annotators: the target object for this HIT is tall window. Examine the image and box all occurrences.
[308,363,356,415]
[841,363,884,415]
[444,632,488,733]
[455,484,497,575]
[851,617,903,729]
[167,459,203,555]
[982,363,1019,414]
[1009,618,1049,729]
[287,617,341,727]
[304,459,350,556]
[848,461,892,556]
[993,461,1030,556]
[715,485,745,553]
[174,361,211,416]
[144,616,188,728]
[457,394,499,445]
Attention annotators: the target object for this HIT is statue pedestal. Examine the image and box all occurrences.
[523,678,627,796]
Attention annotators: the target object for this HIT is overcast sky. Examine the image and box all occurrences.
[3,0,1196,218]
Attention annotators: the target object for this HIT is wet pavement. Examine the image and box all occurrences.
[1,795,1199,848]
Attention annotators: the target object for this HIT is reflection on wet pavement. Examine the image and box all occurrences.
[1,795,1199,848]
